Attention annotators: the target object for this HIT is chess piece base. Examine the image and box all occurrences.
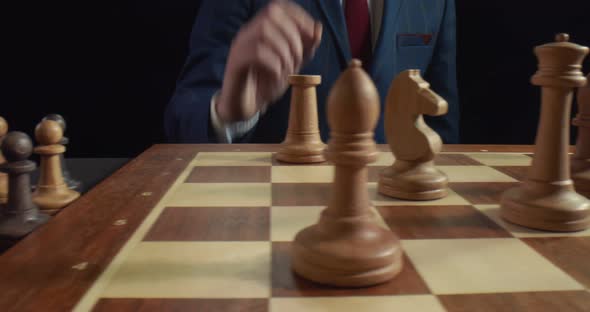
[0,173,6,205]
[378,161,448,200]
[500,183,590,232]
[571,157,590,173]
[276,142,326,164]
[292,212,403,287]
[571,158,590,197]
[0,208,49,239]
[572,169,590,198]
[33,185,80,213]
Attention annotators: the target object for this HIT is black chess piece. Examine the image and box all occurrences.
[0,132,49,239]
[43,114,82,191]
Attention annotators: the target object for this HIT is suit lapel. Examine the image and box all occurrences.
[314,0,350,68]
[369,0,404,76]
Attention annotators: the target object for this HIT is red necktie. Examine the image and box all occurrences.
[344,0,372,67]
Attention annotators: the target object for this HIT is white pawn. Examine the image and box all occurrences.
[32,120,80,215]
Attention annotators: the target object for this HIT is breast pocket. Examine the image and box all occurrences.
[396,34,435,71]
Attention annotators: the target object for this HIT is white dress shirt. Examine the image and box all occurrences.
[211,0,384,143]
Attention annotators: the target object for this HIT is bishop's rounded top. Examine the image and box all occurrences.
[532,33,589,87]
[348,59,362,68]
[43,114,66,132]
[1,131,33,162]
[35,120,63,146]
[0,116,7,137]
[326,59,380,134]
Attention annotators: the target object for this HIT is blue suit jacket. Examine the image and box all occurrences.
[165,0,459,144]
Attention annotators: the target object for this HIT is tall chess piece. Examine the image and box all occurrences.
[571,74,590,197]
[501,34,590,232]
[0,132,49,239]
[42,114,81,190]
[378,70,449,200]
[291,60,403,287]
[32,120,80,215]
[276,75,326,163]
[0,116,7,204]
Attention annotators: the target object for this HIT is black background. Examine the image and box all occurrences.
[2,0,590,157]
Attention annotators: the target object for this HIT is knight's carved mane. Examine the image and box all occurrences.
[385,69,446,161]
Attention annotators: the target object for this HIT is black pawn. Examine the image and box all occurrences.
[0,132,49,239]
[43,114,81,191]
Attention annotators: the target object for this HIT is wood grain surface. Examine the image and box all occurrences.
[93,298,268,312]
[0,144,543,311]
[451,182,520,204]
[0,145,196,311]
[377,205,512,239]
[438,291,590,312]
[186,166,271,183]
[523,237,590,288]
[144,206,270,241]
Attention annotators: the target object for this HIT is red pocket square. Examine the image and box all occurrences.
[398,33,433,46]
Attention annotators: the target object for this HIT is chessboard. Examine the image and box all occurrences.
[0,144,588,312]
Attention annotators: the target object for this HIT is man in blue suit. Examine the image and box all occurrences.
[165,0,459,144]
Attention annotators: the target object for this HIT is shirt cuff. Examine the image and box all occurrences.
[210,91,260,143]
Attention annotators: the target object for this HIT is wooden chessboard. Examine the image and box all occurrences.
[0,144,589,312]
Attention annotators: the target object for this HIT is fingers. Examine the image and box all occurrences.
[265,4,303,71]
[252,44,284,85]
[314,22,323,51]
[257,23,294,76]
[265,1,322,69]
[219,0,323,120]
[305,21,323,64]
[280,0,319,50]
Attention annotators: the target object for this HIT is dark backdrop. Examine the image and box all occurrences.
[2,0,590,157]
[457,1,590,145]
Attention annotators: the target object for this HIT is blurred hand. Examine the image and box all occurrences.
[216,0,323,122]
